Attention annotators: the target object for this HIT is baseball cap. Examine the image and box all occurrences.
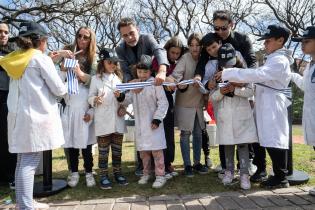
[9,21,49,42]
[218,43,236,67]
[257,24,290,41]
[99,48,123,62]
[291,26,315,42]
[136,55,152,70]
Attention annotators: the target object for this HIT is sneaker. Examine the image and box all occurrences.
[135,167,143,177]
[68,172,80,187]
[138,175,151,185]
[250,170,268,183]
[152,176,166,188]
[164,172,173,180]
[114,172,128,186]
[214,164,222,172]
[9,181,15,190]
[218,169,225,180]
[309,187,315,196]
[240,174,251,190]
[193,163,208,174]
[86,173,96,187]
[260,176,289,189]
[167,164,179,177]
[184,165,194,177]
[222,170,234,185]
[100,176,112,189]
[205,157,213,168]
[248,159,257,176]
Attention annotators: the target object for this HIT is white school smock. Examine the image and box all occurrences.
[7,53,67,153]
[291,63,315,146]
[222,48,293,149]
[88,73,126,136]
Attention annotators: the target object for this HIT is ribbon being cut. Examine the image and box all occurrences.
[116,79,197,92]
[64,58,79,95]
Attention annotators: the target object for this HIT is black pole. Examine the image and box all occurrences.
[286,85,309,185]
[33,150,67,197]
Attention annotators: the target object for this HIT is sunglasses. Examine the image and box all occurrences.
[77,34,91,41]
[214,26,229,31]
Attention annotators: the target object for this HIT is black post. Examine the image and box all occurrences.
[286,85,309,185]
[33,150,67,197]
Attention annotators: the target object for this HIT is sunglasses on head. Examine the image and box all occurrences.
[214,26,229,31]
[77,34,90,41]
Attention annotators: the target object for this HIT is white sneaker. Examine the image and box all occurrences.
[86,173,96,187]
[214,164,222,172]
[222,170,234,185]
[33,200,50,209]
[309,187,315,196]
[206,157,213,168]
[138,175,150,185]
[15,200,49,210]
[240,174,251,190]
[165,173,173,180]
[248,159,257,176]
[218,169,225,179]
[152,176,166,188]
[68,172,79,187]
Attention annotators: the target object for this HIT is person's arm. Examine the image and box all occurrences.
[115,46,133,82]
[87,76,99,107]
[153,85,169,121]
[194,48,208,79]
[169,54,186,82]
[39,55,67,97]
[291,72,304,91]
[222,58,285,83]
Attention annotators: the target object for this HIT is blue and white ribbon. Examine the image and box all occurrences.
[255,83,292,99]
[64,58,79,95]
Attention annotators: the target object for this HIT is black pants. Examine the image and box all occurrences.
[0,90,17,183]
[202,128,210,158]
[266,147,288,181]
[68,144,93,173]
[219,145,226,169]
[252,142,266,173]
[163,91,175,167]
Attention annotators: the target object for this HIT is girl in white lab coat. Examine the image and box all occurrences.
[219,24,292,189]
[290,26,315,195]
[0,21,66,209]
[88,48,127,189]
[210,43,258,190]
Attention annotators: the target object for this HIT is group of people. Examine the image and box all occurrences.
[0,9,315,210]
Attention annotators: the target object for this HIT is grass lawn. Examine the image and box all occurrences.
[1,125,314,203]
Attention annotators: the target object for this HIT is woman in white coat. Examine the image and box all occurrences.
[0,21,66,209]
[210,43,258,190]
[290,26,315,195]
[218,25,292,189]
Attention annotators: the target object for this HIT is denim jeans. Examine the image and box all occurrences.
[180,114,202,167]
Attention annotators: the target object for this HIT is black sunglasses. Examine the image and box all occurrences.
[214,26,229,31]
[77,34,91,41]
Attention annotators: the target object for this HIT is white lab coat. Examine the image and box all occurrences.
[7,53,67,153]
[291,63,315,146]
[88,73,126,136]
[123,77,168,151]
[222,49,293,149]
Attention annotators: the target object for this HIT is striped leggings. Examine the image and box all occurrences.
[97,133,123,177]
[15,152,41,210]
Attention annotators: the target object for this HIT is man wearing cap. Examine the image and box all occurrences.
[290,26,315,195]
[216,24,293,188]
[0,21,17,189]
[116,17,169,84]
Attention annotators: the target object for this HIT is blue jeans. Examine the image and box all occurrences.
[180,114,202,167]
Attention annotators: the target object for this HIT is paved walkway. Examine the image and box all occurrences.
[2,186,315,210]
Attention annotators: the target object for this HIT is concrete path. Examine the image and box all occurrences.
[2,186,315,210]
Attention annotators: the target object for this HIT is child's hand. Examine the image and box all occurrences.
[117,105,127,117]
[220,86,230,95]
[83,113,91,122]
[226,83,235,93]
[193,76,201,88]
[94,94,104,106]
[151,119,161,130]
[215,71,222,82]
[177,84,188,90]
[114,90,121,98]
[207,80,216,90]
